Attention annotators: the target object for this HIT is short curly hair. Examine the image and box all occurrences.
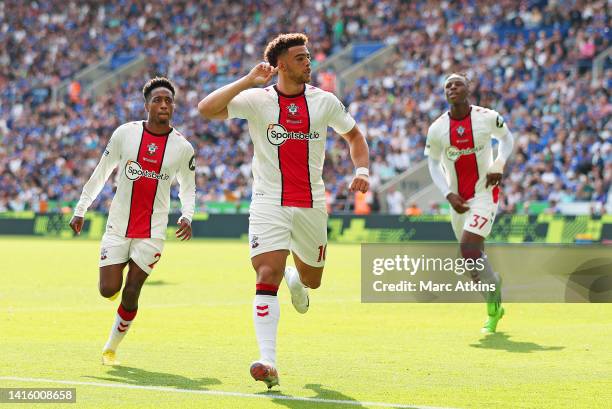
[263,33,308,67]
[142,77,176,101]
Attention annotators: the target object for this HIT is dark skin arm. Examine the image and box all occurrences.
[486,172,503,188]
[69,216,84,235]
[175,217,192,241]
[446,193,470,214]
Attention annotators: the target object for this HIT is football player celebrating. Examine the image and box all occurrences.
[70,77,196,365]
[425,73,514,333]
[198,33,369,388]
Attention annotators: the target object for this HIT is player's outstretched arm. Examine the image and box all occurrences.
[341,126,370,193]
[197,62,278,120]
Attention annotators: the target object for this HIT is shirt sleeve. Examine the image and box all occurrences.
[424,125,442,160]
[327,93,356,134]
[490,111,510,138]
[428,156,451,197]
[488,111,514,172]
[176,143,196,223]
[490,129,514,173]
[73,127,122,217]
[227,89,257,121]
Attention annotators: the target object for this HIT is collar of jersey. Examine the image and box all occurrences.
[447,105,472,121]
[142,121,173,136]
[274,84,305,98]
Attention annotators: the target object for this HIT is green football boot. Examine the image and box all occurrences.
[481,302,505,334]
[481,279,504,334]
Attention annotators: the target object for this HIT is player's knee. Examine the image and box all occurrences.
[255,264,282,284]
[99,282,120,298]
[460,244,482,261]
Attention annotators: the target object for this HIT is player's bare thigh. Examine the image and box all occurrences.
[251,250,290,286]
[292,252,324,289]
[99,262,127,298]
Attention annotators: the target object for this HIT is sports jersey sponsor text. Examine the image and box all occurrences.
[266,123,320,146]
[124,160,169,181]
[445,145,484,162]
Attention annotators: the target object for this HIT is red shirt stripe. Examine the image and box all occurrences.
[277,88,313,207]
[449,111,479,201]
[126,126,170,238]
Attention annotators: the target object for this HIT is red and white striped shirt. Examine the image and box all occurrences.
[74,121,196,239]
[228,85,355,209]
[424,105,510,202]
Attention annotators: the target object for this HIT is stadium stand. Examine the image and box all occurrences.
[0,0,609,215]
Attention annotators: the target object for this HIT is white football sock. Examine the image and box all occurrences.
[103,304,137,352]
[253,284,280,366]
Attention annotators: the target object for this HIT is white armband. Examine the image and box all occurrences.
[356,167,369,177]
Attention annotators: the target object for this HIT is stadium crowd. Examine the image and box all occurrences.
[0,0,610,215]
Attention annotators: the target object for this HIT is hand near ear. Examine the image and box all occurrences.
[247,63,279,86]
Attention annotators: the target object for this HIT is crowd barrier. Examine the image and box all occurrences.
[0,212,610,243]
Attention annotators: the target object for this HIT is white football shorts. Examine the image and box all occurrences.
[248,202,328,268]
[451,191,499,241]
[99,232,164,274]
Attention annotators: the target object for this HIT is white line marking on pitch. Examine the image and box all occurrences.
[0,376,460,409]
[3,298,360,313]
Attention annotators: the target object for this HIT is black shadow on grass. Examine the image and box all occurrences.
[84,366,221,390]
[470,332,565,353]
[144,280,175,286]
[259,383,369,409]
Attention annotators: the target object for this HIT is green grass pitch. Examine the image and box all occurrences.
[0,237,610,408]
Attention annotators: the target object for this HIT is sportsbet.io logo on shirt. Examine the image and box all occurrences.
[445,145,485,162]
[124,160,170,181]
[266,124,321,146]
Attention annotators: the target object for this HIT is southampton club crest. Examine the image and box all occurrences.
[457,126,465,136]
[147,143,158,156]
[287,103,299,116]
[250,235,259,249]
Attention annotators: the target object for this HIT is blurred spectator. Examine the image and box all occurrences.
[404,202,422,216]
[0,0,609,216]
[386,186,404,215]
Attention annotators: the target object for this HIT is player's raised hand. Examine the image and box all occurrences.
[247,62,278,86]
[349,175,369,193]
[69,216,84,235]
[175,217,192,241]
[486,172,503,188]
[446,193,470,214]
